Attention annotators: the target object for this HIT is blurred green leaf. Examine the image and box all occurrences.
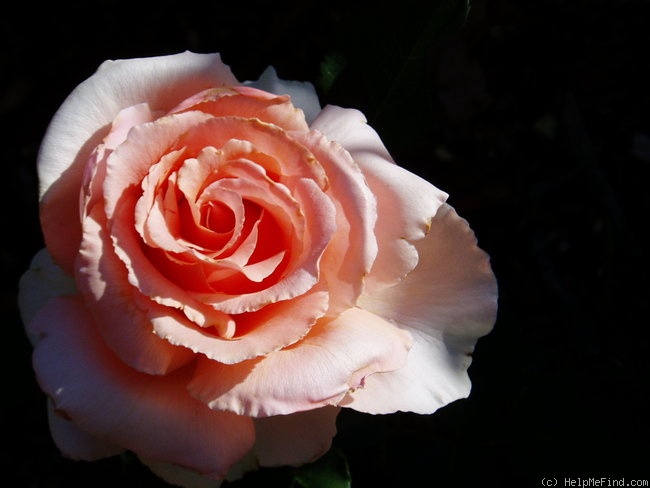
[318,51,347,94]
[291,448,351,488]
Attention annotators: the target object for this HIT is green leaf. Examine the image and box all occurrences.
[318,51,347,94]
[291,448,351,488]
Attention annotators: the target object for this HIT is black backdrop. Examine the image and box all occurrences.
[2,1,648,486]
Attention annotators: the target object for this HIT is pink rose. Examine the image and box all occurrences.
[19,52,497,486]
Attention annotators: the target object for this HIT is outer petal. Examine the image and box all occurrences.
[29,295,256,478]
[18,248,77,344]
[253,406,340,467]
[310,105,448,292]
[247,66,321,124]
[187,308,413,417]
[140,459,224,488]
[345,204,498,414]
[47,400,123,461]
[39,52,238,272]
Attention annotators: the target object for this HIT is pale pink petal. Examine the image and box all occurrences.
[80,103,156,220]
[246,66,321,124]
[345,204,498,414]
[39,52,237,200]
[30,295,255,478]
[310,105,448,292]
[38,53,237,271]
[18,248,76,344]
[290,129,377,312]
[77,204,195,374]
[47,400,123,461]
[253,406,340,467]
[187,307,413,417]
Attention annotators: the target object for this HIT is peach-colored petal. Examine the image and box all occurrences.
[170,85,310,131]
[29,295,255,478]
[151,290,329,364]
[76,204,195,374]
[176,116,328,190]
[103,110,213,220]
[345,204,498,414]
[135,149,188,253]
[247,66,321,124]
[38,52,237,272]
[290,129,377,313]
[187,307,413,417]
[311,105,448,292]
[47,400,124,461]
[193,178,336,314]
[253,406,340,467]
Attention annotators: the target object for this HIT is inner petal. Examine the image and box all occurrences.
[203,201,235,233]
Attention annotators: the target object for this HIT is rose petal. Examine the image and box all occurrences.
[290,129,377,313]
[187,307,413,417]
[135,148,188,254]
[18,248,77,344]
[39,52,238,272]
[29,295,255,478]
[103,110,213,220]
[47,399,123,461]
[140,459,225,488]
[170,85,310,131]
[80,103,156,220]
[246,66,321,124]
[77,203,195,374]
[311,105,448,292]
[151,290,329,364]
[193,178,336,314]
[344,204,498,413]
[253,406,340,467]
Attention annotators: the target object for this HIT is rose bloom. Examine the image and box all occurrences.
[19,52,497,487]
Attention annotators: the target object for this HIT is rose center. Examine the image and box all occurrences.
[202,201,235,233]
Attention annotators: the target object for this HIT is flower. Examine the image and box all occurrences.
[19,51,498,487]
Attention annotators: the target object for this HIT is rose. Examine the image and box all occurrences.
[19,52,497,487]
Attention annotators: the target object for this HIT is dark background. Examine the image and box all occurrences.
[2,1,648,486]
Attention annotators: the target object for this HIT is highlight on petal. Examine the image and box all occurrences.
[253,406,340,467]
[246,66,321,124]
[289,129,377,313]
[311,105,448,292]
[38,53,238,272]
[30,295,256,478]
[38,52,237,200]
[187,307,413,417]
[346,204,498,414]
